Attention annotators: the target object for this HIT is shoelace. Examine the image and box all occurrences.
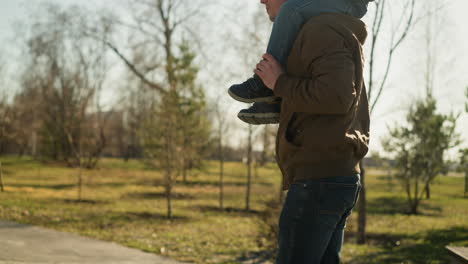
[248,78,262,93]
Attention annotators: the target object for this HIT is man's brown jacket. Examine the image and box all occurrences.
[274,13,370,190]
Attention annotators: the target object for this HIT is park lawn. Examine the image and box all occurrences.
[342,169,468,264]
[0,157,280,263]
[0,157,467,264]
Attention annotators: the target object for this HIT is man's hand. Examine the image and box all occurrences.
[254,53,284,91]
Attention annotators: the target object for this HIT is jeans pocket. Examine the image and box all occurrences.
[280,185,309,221]
[318,182,359,216]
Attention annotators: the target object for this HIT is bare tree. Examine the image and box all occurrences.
[0,59,7,192]
[103,0,213,219]
[461,148,468,199]
[225,3,270,212]
[366,0,416,112]
[0,96,11,156]
[212,97,231,210]
[15,4,113,172]
[0,60,12,156]
[19,4,114,199]
[259,125,277,166]
[245,124,253,211]
[357,0,417,244]
[64,126,85,201]
[0,161,3,192]
[419,0,453,199]
[0,73,5,192]
[8,87,41,157]
[97,0,211,95]
[0,62,22,206]
[463,88,468,199]
[140,89,182,219]
[103,0,212,219]
[119,72,155,161]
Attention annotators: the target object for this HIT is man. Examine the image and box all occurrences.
[228,0,367,125]
[255,0,370,263]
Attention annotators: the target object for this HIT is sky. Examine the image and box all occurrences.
[0,0,467,158]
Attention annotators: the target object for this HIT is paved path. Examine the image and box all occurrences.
[0,220,188,264]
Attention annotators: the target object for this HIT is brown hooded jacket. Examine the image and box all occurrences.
[274,13,370,190]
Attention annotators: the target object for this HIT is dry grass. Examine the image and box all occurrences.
[0,157,281,263]
[0,156,467,264]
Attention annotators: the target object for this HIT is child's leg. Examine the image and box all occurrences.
[266,0,313,68]
[230,0,370,125]
[267,0,367,67]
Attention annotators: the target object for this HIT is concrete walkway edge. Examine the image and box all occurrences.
[0,220,189,264]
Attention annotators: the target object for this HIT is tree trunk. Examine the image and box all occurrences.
[77,162,83,201]
[219,157,224,210]
[357,160,366,244]
[219,135,224,210]
[218,123,225,210]
[164,102,175,220]
[165,143,174,220]
[260,125,269,166]
[407,176,420,215]
[18,147,25,158]
[182,166,187,183]
[0,161,4,192]
[254,160,259,179]
[465,169,468,198]
[246,125,253,211]
[425,184,430,199]
[166,182,172,219]
[31,112,37,157]
[410,198,419,214]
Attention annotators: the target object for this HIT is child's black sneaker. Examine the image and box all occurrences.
[237,101,280,125]
[228,75,276,103]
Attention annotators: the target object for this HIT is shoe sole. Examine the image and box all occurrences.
[237,112,280,125]
[228,88,277,103]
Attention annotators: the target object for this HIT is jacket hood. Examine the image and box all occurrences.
[316,13,368,46]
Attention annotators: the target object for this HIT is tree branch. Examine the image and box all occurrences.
[104,40,167,95]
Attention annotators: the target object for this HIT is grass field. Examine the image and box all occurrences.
[0,156,467,264]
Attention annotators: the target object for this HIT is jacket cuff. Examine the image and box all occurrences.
[273,73,289,98]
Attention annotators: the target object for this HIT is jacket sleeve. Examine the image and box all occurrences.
[273,24,357,115]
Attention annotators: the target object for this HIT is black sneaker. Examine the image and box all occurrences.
[238,102,280,125]
[228,75,276,103]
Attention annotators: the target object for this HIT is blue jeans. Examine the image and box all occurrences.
[267,0,369,66]
[276,174,361,264]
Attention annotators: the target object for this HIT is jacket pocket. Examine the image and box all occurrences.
[285,112,305,148]
[278,113,302,169]
[278,131,301,164]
